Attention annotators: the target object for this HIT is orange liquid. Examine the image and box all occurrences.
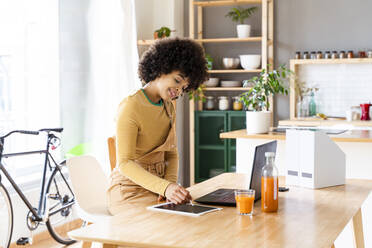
[261,176,278,212]
[235,195,255,215]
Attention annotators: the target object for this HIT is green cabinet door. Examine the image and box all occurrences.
[195,111,246,182]
[195,111,227,183]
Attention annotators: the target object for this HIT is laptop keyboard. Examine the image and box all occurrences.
[219,194,235,202]
[210,190,235,203]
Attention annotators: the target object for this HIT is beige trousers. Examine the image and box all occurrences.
[107,162,166,215]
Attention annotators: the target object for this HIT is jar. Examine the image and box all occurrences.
[310,51,317,59]
[339,51,346,59]
[368,50,372,58]
[295,51,301,59]
[316,51,323,59]
[296,99,304,118]
[331,51,338,59]
[218,96,229,110]
[232,96,243,111]
[324,51,331,59]
[351,106,361,120]
[205,96,215,110]
[358,51,366,58]
[347,50,354,58]
[300,96,309,117]
[303,51,309,59]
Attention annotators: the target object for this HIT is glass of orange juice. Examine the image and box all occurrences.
[234,189,255,216]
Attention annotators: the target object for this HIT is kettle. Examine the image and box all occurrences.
[360,103,371,121]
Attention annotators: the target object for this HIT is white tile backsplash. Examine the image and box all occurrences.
[298,63,372,117]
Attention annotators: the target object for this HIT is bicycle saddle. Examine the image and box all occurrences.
[39,128,64,133]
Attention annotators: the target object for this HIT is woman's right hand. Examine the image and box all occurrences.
[164,183,192,204]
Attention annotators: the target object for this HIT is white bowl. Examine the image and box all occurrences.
[203,78,219,87]
[220,80,241,87]
[239,55,261,69]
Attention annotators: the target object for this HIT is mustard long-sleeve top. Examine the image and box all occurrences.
[116,89,178,196]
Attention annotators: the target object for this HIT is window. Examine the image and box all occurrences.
[0,0,60,185]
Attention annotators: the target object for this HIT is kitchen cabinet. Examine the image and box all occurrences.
[194,110,246,183]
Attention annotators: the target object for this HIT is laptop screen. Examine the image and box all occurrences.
[250,140,277,201]
[194,140,278,206]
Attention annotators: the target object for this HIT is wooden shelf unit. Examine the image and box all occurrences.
[138,37,270,46]
[291,58,372,65]
[208,69,261,73]
[193,0,262,7]
[195,37,262,42]
[137,40,155,46]
[203,87,252,91]
[189,0,274,185]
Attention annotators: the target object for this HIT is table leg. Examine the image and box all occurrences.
[352,208,365,248]
[102,244,118,248]
[81,241,92,248]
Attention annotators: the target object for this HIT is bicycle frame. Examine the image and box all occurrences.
[0,134,75,222]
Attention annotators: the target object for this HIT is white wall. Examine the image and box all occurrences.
[135,0,184,40]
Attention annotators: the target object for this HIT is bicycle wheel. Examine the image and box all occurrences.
[45,168,77,245]
[0,183,13,248]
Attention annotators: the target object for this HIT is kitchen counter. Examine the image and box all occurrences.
[278,118,372,127]
[219,128,372,180]
[220,129,372,143]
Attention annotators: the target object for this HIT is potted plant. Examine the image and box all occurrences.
[154,26,174,39]
[225,6,257,38]
[239,65,293,134]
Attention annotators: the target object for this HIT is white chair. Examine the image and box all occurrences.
[66,155,112,224]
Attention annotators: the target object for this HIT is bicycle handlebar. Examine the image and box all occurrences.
[0,130,39,139]
[20,130,40,135]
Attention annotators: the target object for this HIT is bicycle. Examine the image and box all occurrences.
[0,128,76,247]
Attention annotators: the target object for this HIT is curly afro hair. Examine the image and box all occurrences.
[138,37,209,92]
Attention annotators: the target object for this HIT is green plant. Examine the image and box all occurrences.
[205,54,213,70]
[239,65,293,111]
[225,7,258,24]
[154,26,172,39]
[188,85,206,102]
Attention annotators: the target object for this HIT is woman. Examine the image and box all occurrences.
[107,38,209,215]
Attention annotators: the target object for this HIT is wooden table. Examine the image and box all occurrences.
[68,173,372,248]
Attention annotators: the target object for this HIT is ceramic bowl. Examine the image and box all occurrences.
[220,80,242,87]
[203,78,219,87]
[222,58,240,69]
[239,55,261,69]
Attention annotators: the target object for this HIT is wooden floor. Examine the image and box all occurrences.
[14,239,83,248]
[13,240,103,248]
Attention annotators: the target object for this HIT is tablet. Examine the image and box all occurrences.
[147,202,222,217]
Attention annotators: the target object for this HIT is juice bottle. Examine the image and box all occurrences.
[261,152,278,213]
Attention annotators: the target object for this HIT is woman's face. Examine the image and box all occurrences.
[156,71,189,101]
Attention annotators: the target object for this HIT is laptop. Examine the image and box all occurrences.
[194,140,277,206]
